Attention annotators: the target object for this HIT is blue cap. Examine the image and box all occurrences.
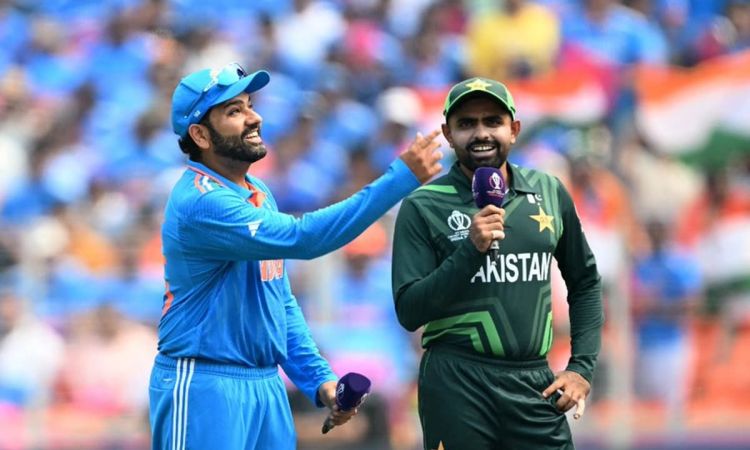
[171,63,271,137]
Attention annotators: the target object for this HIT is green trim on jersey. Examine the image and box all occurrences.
[423,310,505,356]
[527,284,552,355]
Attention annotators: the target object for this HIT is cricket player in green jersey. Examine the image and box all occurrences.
[392,77,604,450]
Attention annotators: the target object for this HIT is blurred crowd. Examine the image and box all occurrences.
[0,0,749,448]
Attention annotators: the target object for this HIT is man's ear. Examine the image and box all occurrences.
[510,119,522,145]
[441,122,452,148]
[188,123,212,150]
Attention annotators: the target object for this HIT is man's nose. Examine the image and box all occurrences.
[246,109,262,125]
[474,123,491,139]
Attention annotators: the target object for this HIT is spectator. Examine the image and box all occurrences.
[0,284,64,408]
[632,219,702,429]
[465,0,560,80]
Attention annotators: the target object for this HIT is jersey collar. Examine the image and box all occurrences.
[186,160,253,200]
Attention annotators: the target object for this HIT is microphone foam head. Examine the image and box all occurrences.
[472,167,506,208]
[336,372,372,410]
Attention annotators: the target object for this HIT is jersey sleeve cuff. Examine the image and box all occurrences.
[314,375,339,408]
[564,363,594,384]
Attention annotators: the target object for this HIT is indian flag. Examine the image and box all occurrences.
[635,50,750,167]
[414,66,608,137]
[508,67,608,133]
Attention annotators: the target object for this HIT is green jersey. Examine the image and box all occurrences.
[392,162,603,381]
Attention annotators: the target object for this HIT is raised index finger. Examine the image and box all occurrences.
[417,129,441,145]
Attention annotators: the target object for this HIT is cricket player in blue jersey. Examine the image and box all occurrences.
[148,62,443,450]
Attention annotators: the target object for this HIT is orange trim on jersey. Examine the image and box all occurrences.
[162,281,175,317]
[188,166,264,207]
[193,174,206,193]
[246,183,266,208]
[188,166,227,187]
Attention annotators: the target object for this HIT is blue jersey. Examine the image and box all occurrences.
[157,158,418,403]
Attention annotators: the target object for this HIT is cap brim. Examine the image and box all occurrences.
[210,70,271,108]
[445,90,514,120]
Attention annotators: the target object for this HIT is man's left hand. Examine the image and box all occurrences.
[542,371,590,419]
[318,381,358,428]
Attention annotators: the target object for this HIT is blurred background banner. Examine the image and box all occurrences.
[635,49,750,168]
[0,0,749,449]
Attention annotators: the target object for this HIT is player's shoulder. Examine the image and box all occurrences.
[512,164,563,191]
[406,173,460,203]
[169,168,236,210]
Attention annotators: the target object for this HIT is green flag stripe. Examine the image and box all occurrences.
[423,311,504,356]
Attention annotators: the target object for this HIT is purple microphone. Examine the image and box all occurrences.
[321,372,371,434]
[471,167,507,263]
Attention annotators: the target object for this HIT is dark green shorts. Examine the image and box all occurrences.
[418,345,573,450]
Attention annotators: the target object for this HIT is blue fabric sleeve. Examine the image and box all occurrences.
[280,293,337,407]
[181,158,419,260]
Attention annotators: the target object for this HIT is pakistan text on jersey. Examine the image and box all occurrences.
[470,252,552,283]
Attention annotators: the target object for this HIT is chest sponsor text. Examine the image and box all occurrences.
[470,252,552,283]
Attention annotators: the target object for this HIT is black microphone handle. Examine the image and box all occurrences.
[489,240,500,263]
[321,417,335,434]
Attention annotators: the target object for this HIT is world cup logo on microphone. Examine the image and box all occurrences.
[472,167,506,208]
[490,172,503,191]
[484,170,505,201]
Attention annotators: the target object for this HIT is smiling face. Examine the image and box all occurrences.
[190,92,267,164]
[442,95,521,176]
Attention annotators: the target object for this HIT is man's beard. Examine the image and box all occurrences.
[458,140,507,171]
[208,123,267,163]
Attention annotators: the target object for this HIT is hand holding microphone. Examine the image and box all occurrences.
[471,167,507,263]
[321,372,371,434]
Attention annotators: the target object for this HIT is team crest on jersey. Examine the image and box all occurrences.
[446,210,471,242]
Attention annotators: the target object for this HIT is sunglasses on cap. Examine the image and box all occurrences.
[183,62,248,120]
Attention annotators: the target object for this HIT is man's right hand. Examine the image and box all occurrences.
[469,205,505,252]
[399,129,443,183]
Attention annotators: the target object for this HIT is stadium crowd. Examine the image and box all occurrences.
[0,0,749,448]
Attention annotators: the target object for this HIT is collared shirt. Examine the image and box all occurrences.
[392,162,603,381]
[158,158,418,402]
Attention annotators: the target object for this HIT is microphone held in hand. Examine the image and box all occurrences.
[321,372,371,434]
[471,167,507,263]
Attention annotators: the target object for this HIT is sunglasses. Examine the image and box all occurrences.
[183,62,248,120]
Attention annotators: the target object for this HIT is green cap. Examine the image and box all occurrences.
[443,77,516,120]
